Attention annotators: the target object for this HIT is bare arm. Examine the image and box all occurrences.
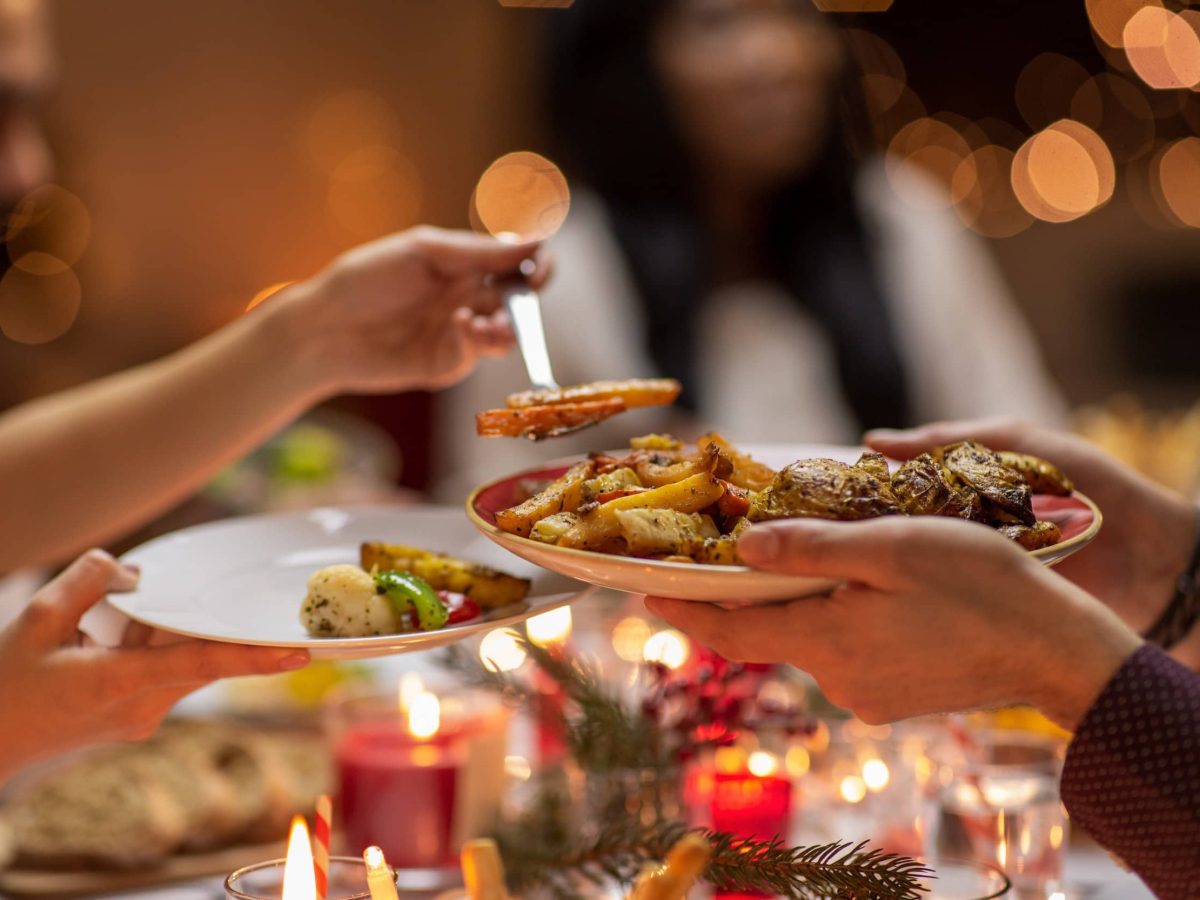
[0,227,541,572]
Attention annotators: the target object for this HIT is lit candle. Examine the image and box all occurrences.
[363,846,401,900]
[691,747,792,844]
[282,816,318,900]
[336,687,507,871]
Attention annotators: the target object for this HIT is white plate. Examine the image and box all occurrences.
[109,505,593,659]
[467,444,1103,604]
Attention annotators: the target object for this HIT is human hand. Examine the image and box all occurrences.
[0,550,310,785]
[272,227,548,396]
[646,517,1142,728]
[865,418,1197,638]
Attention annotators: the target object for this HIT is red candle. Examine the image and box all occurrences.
[336,722,461,870]
[332,689,507,872]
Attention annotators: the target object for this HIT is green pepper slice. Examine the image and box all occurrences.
[373,570,449,631]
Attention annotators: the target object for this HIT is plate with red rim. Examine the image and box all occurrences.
[107,505,594,659]
[466,444,1103,604]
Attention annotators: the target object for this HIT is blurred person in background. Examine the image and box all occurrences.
[437,0,1064,498]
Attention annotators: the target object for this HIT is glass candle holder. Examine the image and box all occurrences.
[225,856,396,900]
[325,686,508,872]
[925,857,1011,899]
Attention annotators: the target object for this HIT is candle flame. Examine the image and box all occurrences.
[747,751,780,778]
[282,815,317,900]
[398,672,424,713]
[407,691,440,739]
[526,606,573,647]
[643,629,689,670]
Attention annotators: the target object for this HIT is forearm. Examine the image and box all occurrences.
[1060,645,1200,900]
[0,293,330,572]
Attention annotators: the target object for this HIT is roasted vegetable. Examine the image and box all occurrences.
[559,472,726,551]
[997,520,1063,550]
[998,451,1075,496]
[613,508,719,556]
[374,570,448,631]
[581,467,642,503]
[476,399,626,440]
[750,458,899,522]
[506,378,681,410]
[361,543,531,608]
[494,460,596,537]
[697,432,775,491]
[940,441,1035,526]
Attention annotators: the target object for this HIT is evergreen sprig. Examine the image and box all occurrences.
[493,783,931,900]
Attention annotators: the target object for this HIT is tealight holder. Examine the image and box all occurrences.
[225,856,397,900]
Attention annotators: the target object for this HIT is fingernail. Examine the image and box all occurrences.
[112,561,141,590]
[865,428,901,440]
[276,651,311,671]
[741,526,781,562]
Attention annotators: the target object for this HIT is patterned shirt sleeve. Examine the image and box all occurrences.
[1061,644,1200,899]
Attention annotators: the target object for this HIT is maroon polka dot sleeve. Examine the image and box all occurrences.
[1061,644,1200,900]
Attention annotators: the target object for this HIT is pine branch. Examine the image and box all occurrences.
[493,784,931,900]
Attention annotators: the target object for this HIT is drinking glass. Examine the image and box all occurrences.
[927,731,1067,899]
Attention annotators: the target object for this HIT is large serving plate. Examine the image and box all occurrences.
[108,505,593,659]
[466,445,1102,604]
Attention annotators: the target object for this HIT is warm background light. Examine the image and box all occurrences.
[0,264,82,345]
[1155,137,1200,227]
[839,774,868,804]
[1123,7,1200,90]
[1086,0,1163,48]
[479,628,527,672]
[472,151,570,242]
[642,629,690,670]
[1012,120,1115,222]
[525,606,573,647]
[747,750,780,778]
[611,616,653,662]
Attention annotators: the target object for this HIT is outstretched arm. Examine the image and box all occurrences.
[0,227,542,572]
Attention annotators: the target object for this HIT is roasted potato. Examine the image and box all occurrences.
[997,451,1075,496]
[495,460,596,537]
[613,508,719,556]
[559,472,726,551]
[506,378,681,410]
[361,543,531,608]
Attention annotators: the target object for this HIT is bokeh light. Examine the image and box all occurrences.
[1070,72,1156,162]
[525,606,573,647]
[1015,53,1091,131]
[1123,7,1200,90]
[304,90,403,174]
[952,144,1034,238]
[643,629,690,670]
[328,145,422,238]
[886,117,974,209]
[1086,0,1163,48]
[1011,120,1115,222]
[0,260,82,344]
[611,616,652,662]
[6,184,91,270]
[1155,137,1200,227]
[480,628,527,672]
[473,151,570,241]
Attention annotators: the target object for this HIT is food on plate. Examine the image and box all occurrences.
[477,378,682,440]
[490,434,1078,564]
[361,542,532,608]
[300,544,531,638]
[0,721,329,870]
[505,378,681,410]
[476,398,625,440]
[749,453,898,522]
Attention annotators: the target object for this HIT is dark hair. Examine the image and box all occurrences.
[543,0,912,431]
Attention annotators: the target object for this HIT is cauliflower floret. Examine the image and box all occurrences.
[300,564,402,637]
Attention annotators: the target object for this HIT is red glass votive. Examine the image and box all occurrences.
[329,690,507,871]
